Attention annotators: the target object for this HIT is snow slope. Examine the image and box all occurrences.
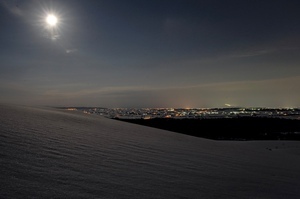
[0,104,300,198]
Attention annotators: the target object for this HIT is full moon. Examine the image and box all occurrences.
[46,14,58,26]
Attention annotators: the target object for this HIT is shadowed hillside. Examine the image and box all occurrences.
[115,117,300,140]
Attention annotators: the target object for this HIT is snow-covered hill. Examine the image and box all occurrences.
[1,104,300,198]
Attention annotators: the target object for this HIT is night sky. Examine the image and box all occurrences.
[1,0,300,108]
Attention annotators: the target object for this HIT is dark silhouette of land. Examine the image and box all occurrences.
[115,117,300,140]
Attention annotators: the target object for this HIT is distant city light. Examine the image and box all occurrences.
[70,107,300,120]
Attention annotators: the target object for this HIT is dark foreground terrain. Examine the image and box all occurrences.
[115,117,300,140]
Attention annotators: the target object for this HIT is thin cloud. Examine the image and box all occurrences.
[5,75,299,107]
[230,49,276,58]
[42,75,300,98]
[229,46,300,59]
[0,0,23,16]
[66,49,78,54]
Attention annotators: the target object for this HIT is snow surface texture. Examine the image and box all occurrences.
[0,104,300,198]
